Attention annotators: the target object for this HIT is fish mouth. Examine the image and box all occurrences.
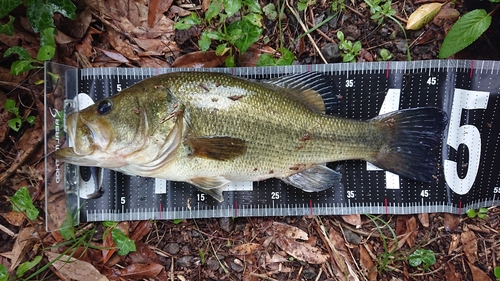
[64,113,112,156]
[66,112,96,156]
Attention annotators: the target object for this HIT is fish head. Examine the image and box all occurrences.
[56,90,155,168]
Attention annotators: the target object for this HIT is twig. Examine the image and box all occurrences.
[307,21,335,43]
[0,223,17,238]
[285,0,328,64]
[250,273,278,281]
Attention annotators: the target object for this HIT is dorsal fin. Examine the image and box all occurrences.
[264,72,333,114]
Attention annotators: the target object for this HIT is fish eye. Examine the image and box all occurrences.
[97,99,113,115]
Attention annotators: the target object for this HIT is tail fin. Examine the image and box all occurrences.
[369,107,447,182]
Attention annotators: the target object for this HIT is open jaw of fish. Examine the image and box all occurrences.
[56,71,448,202]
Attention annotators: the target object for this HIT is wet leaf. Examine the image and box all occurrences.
[172,50,227,68]
[27,2,55,33]
[341,214,362,227]
[461,229,478,263]
[227,18,262,53]
[439,9,491,58]
[0,0,21,18]
[406,3,443,30]
[1,211,25,226]
[408,249,436,268]
[45,252,108,281]
[47,0,76,19]
[117,263,164,279]
[223,0,242,17]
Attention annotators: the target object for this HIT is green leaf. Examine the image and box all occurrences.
[223,0,242,17]
[244,13,263,27]
[205,0,223,21]
[59,214,75,240]
[16,256,42,277]
[225,55,235,67]
[257,47,294,66]
[46,0,76,19]
[263,3,277,20]
[409,249,436,268]
[298,1,308,12]
[10,59,36,75]
[466,209,477,218]
[439,9,491,58]
[26,115,36,124]
[174,12,202,30]
[37,45,55,61]
[243,0,262,14]
[0,15,15,36]
[111,228,136,256]
[27,2,55,33]
[198,248,205,265]
[227,19,262,53]
[0,0,22,18]
[5,98,16,112]
[8,117,22,131]
[215,43,229,56]
[173,219,183,224]
[199,31,212,52]
[0,264,8,281]
[40,27,56,48]
[102,221,118,227]
[494,266,500,278]
[4,46,32,60]
[337,30,344,41]
[11,187,39,220]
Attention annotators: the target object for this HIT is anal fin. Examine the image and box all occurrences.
[188,176,230,202]
[281,165,342,192]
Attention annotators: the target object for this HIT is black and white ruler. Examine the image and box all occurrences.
[44,60,500,230]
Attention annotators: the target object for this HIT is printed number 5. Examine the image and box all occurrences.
[444,89,489,195]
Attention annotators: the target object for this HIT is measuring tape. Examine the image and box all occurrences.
[44,60,500,230]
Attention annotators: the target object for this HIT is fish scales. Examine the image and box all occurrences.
[56,71,447,202]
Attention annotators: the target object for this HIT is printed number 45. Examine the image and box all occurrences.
[444,89,489,195]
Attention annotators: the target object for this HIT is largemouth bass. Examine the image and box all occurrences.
[56,72,447,202]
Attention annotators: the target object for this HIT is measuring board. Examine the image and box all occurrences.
[44,60,500,231]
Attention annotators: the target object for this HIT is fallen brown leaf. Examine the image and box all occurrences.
[230,243,261,256]
[270,221,309,240]
[274,235,328,264]
[95,47,130,63]
[115,262,164,279]
[45,251,109,281]
[1,211,25,227]
[172,51,227,68]
[466,260,492,281]
[444,213,461,233]
[359,244,377,281]
[418,213,429,227]
[107,29,140,61]
[445,261,462,281]
[341,214,362,228]
[448,233,460,255]
[2,227,38,271]
[461,229,478,264]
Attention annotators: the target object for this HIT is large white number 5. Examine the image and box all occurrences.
[444,89,489,195]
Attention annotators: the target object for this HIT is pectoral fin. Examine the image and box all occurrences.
[281,165,342,192]
[188,176,230,202]
[185,137,247,161]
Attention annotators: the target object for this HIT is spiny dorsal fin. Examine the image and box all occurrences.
[185,136,247,161]
[264,72,332,113]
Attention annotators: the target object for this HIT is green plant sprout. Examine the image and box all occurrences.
[494,266,500,280]
[337,30,362,63]
[363,0,411,61]
[408,249,436,270]
[439,2,499,58]
[4,98,36,132]
[10,187,39,220]
[102,221,137,256]
[378,48,394,61]
[175,0,263,67]
[0,0,76,75]
[298,0,316,11]
[466,207,489,219]
[331,0,347,13]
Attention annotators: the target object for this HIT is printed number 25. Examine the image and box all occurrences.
[444,89,489,195]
